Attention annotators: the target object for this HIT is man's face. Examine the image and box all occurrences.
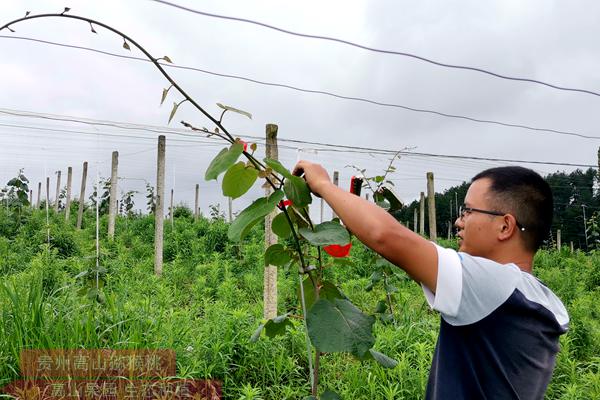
[455,178,500,256]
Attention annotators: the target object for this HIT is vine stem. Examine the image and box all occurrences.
[383,273,395,325]
[0,11,315,395]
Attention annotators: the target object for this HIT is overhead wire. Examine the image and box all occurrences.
[148,0,600,98]
[0,36,598,140]
[0,111,596,169]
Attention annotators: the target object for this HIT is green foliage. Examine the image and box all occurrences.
[205,143,244,181]
[283,176,312,208]
[222,161,258,199]
[299,221,350,246]
[228,191,284,242]
[0,211,598,398]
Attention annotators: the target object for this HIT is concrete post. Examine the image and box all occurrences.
[54,170,61,212]
[427,172,437,241]
[170,188,174,229]
[46,177,50,208]
[557,229,562,250]
[419,192,425,236]
[155,136,166,276]
[332,171,339,219]
[65,167,73,221]
[264,123,279,319]
[36,182,41,209]
[194,183,199,221]
[77,162,88,229]
[108,151,118,239]
[413,208,418,232]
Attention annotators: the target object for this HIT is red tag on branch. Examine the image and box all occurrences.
[239,140,248,152]
[279,199,293,208]
[323,243,352,258]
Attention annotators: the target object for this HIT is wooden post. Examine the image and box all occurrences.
[108,151,118,239]
[36,182,41,209]
[170,188,174,228]
[65,167,73,221]
[413,208,418,232]
[557,229,561,250]
[194,184,199,221]
[155,136,166,276]
[570,241,574,253]
[419,192,425,236]
[427,172,437,241]
[54,170,61,212]
[332,171,339,219]
[77,161,88,229]
[264,123,279,319]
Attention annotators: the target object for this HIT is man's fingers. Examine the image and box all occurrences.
[292,160,307,177]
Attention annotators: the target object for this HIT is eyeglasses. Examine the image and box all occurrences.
[459,205,525,232]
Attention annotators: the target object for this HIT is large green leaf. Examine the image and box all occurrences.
[301,279,346,309]
[271,212,291,239]
[357,348,398,369]
[205,143,244,181]
[306,298,375,357]
[264,314,293,338]
[264,244,292,267]
[249,314,293,342]
[228,190,284,242]
[321,390,342,400]
[222,161,258,199]
[264,158,293,179]
[283,176,312,208]
[299,221,350,246]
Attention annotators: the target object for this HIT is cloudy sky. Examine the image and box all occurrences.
[1,0,599,218]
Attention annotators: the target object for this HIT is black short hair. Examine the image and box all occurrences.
[472,166,553,252]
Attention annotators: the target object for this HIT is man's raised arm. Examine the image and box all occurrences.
[293,160,439,293]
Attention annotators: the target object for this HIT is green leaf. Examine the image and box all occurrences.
[374,300,387,314]
[264,158,293,179]
[299,221,350,246]
[302,397,317,400]
[205,143,244,181]
[321,390,342,400]
[301,279,346,310]
[217,102,252,119]
[369,270,383,284]
[264,244,292,267]
[228,190,284,242]
[307,298,375,357]
[384,284,398,294]
[222,162,258,199]
[283,176,312,208]
[358,349,398,369]
[271,212,291,239]
[168,101,179,124]
[250,323,265,343]
[264,314,293,338]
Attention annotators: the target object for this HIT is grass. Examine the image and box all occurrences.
[0,207,599,399]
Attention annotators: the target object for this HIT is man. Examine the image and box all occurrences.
[293,162,569,399]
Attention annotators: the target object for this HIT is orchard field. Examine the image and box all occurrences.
[0,206,599,399]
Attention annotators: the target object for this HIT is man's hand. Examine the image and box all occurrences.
[292,160,332,197]
[292,159,438,294]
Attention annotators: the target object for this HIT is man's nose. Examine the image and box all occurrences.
[454,216,464,229]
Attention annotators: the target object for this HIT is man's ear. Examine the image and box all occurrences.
[498,215,518,241]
